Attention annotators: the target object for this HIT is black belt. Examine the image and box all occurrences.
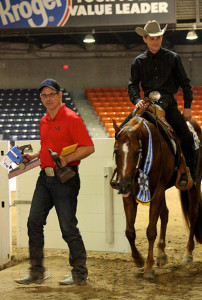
[43,165,78,177]
[155,94,176,109]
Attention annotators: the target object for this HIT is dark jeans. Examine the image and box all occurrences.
[164,101,194,173]
[27,168,88,281]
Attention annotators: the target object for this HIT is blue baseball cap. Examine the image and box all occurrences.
[39,79,61,92]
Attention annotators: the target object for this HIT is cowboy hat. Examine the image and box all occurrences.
[135,20,167,37]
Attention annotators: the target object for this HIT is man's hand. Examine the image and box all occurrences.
[22,153,40,163]
[22,154,31,163]
[183,108,192,121]
[135,99,145,109]
[59,156,67,168]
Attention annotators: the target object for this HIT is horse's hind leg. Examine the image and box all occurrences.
[123,196,145,268]
[157,199,168,267]
[182,186,200,263]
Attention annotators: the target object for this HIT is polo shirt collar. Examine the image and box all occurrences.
[45,103,65,121]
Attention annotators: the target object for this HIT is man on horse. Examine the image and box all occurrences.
[127,20,195,187]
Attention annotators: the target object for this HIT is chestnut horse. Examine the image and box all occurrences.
[112,115,202,279]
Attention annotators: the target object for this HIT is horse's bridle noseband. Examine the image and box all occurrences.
[111,133,143,194]
[112,104,164,202]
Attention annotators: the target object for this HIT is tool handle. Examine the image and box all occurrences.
[48,149,62,168]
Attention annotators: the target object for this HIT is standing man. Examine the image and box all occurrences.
[15,79,94,285]
[127,20,195,186]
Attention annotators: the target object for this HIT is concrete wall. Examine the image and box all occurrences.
[0,44,201,99]
[0,56,132,99]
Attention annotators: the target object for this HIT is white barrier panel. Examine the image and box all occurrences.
[104,166,114,244]
[15,139,182,253]
[15,139,132,252]
[0,141,11,266]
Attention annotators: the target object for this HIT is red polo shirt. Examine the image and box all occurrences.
[39,104,94,169]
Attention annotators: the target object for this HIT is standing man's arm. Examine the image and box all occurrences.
[60,145,95,167]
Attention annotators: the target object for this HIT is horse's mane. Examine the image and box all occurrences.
[127,116,141,127]
[121,116,149,139]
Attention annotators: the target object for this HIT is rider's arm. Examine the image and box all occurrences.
[183,108,192,121]
[175,54,193,109]
[135,100,145,108]
[128,58,142,105]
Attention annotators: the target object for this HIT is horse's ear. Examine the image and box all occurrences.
[112,119,120,134]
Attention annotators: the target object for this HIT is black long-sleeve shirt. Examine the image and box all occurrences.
[128,47,193,108]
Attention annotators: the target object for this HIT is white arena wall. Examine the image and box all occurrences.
[13,139,181,253]
[0,141,11,266]
[15,139,132,253]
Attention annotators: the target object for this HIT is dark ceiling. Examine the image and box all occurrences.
[0,26,201,50]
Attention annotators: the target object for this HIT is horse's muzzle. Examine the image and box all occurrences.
[118,178,132,195]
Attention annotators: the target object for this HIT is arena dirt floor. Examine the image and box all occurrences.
[1,189,202,300]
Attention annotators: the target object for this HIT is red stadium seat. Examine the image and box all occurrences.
[85,86,202,134]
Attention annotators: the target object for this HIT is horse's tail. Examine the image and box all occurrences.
[179,188,202,244]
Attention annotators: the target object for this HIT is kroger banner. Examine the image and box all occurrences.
[0,0,175,29]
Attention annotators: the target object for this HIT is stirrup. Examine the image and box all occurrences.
[175,167,193,191]
[178,173,188,187]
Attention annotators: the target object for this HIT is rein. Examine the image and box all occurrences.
[111,101,164,204]
[137,102,164,204]
[148,102,164,202]
[111,130,142,191]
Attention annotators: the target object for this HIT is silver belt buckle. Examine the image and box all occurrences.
[45,167,55,177]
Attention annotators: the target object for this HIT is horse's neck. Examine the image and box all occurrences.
[128,117,141,127]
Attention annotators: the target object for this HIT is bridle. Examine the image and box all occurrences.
[111,108,164,203]
[111,129,143,193]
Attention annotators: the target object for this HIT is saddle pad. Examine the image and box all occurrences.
[186,121,201,150]
[141,111,177,156]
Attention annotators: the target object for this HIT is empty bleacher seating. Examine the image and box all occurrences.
[85,87,202,138]
[0,88,77,142]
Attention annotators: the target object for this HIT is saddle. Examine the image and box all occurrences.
[133,102,193,191]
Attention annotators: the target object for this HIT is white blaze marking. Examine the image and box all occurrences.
[122,143,129,177]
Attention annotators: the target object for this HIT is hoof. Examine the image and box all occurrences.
[135,260,145,268]
[134,255,145,268]
[143,269,155,279]
[182,256,193,263]
[157,254,168,267]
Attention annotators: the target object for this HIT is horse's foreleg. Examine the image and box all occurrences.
[144,193,165,279]
[123,196,145,268]
[157,199,168,267]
